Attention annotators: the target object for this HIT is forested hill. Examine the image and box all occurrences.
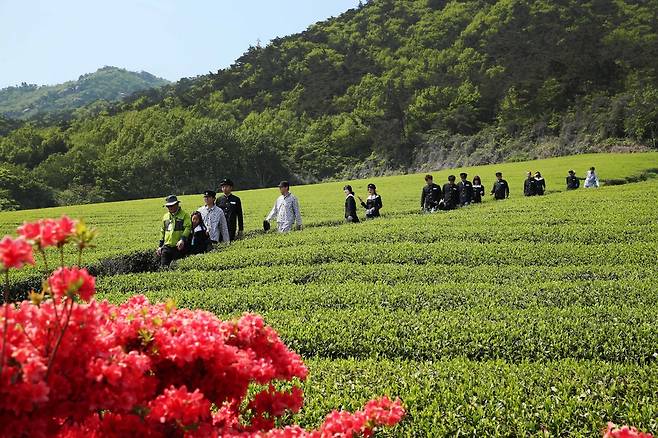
[0,0,657,210]
[0,67,169,121]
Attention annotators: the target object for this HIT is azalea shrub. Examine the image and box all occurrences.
[605,423,654,438]
[0,216,404,437]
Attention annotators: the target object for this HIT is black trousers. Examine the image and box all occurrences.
[160,245,182,267]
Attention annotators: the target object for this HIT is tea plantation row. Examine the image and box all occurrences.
[93,174,658,435]
[2,151,657,282]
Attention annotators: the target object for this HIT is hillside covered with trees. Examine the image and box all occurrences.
[0,0,656,210]
[0,66,169,121]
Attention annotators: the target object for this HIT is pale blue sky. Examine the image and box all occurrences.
[0,0,362,88]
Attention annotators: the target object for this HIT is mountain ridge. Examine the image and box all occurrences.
[0,66,170,120]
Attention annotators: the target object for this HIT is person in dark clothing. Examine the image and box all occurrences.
[421,174,442,212]
[534,171,546,195]
[442,175,460,210]
[358,183,382,219]
[566,170,583,190]
[472,175,485,204]
[491,172,510,200]
[344,185,359,223]
[458,172,473,206]
[217,178,244,241]
[524,171,537,196]
[188,211,210,255]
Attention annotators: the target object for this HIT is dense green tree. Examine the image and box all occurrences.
[0,0,657,209]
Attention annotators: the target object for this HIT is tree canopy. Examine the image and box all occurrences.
[0,0,656,209]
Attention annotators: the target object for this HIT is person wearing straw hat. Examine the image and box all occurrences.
[157,195,192,267]
[265,181,303,233]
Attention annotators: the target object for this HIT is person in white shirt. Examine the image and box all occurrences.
[198,190,230,245]
[584,166,600,188]
[265,181,303,233]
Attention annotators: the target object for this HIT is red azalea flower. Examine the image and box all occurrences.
[53,216,76,246]
[605,423,654,438]
[47,267,96,301]
[17,216,76,249]
[0,236,35,270]
[17,221,41,242]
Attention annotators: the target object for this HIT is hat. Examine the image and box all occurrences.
[367,183,376,190]
[164,195,179,207]
[219,178,234,187]
[262,220,271,231]
[203,190,216,198]
[278,180,290,188]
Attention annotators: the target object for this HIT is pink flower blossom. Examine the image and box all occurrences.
[0,236,34,270]
[17,215,77,249]
[48,267,96,301]
[604,423,654,438]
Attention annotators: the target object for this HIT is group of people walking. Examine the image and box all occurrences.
[420,172,511,212]
[156,167,601,266]
[343,183,383,222]
[157,178,244,266]
[567,167,600,189]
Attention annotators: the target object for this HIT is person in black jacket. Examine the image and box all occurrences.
[344,185,359,223]
[566,170,583,190]
[491,172,509,200]
[458,172,473,206]
[534,171,546,195]
[188,211,210,255]
[358,183,382,219]
[421,174,442,212]
[524,171,537,196]
[442,175,460,210]
[472,175,485,203]
[217,178,244,241]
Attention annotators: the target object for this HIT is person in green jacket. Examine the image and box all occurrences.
[156,195,192,267]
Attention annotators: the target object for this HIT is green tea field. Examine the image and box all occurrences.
[2,151,658,435]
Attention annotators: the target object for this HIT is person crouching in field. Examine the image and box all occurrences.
[188,211,210,255]
[421,174,442,212]
[157,195,192,267]
[472,175,485,203]
[198,190,230,247]
[442,175,459,210]
[344,185,360,223]
[359,183,382,219]
[265,181,303,232]
[491,172,509,200]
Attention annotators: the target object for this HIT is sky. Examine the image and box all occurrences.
[0,0,362,88]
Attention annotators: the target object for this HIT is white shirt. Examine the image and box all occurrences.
[198,204,230,243]
[265,192,302,232]
[584,170,599,188]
